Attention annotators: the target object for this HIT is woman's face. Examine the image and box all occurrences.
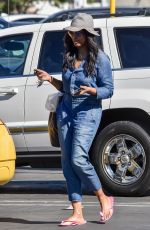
[68,30,87,48]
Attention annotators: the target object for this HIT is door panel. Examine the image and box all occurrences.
[0,33,33,151]
[107,21,150,113]
[25,30,65,151]
[25,75,59,151]
[0,77,27,151]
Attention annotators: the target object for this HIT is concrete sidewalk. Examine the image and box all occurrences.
[0,167,68,194]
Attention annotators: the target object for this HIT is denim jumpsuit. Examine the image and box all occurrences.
[56,50,114,202]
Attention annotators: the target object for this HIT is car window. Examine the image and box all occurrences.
[14,18,43,23]
[115,27,150,68]
[38,31,65,74]
[0,33,32,77]
[0,21,6,29]
[0,23,5,29]
[38,30,102,74]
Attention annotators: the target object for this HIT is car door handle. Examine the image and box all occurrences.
[0,88,19,95]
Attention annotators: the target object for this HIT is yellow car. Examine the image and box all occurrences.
[0,120,16,185]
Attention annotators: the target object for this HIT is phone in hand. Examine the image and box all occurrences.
[73,88,81,95]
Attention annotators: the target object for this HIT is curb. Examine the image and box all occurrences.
[0,180,93,195]
[0,180,67,194]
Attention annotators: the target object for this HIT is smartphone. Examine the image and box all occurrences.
[73,88,81,95]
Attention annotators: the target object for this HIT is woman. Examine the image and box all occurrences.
[35,13,114,226]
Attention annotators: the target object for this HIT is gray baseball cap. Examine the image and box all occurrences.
[64,13,100,36]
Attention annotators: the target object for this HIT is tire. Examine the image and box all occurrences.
[92,121,150,196]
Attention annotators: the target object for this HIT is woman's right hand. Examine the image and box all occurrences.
[34,68,52,82]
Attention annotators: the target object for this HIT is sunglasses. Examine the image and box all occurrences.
[68,31,83,38]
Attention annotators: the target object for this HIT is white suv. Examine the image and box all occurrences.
[1,14,150,196]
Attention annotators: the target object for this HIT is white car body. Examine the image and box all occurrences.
[0,19,111,152]
[3,14,48,23]
[0,16,150,149]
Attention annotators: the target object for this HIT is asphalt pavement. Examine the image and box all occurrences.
[0,167,150,230]
[0,167,67,194]
[0,193,150,230]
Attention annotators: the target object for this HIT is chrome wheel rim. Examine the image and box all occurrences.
[102,134,146,185]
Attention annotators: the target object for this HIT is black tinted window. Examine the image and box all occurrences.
[0,33,32,77]
[115,27,150,68]
[38,30,102,74]
[15,18,43,23]
[38,31,65,74]
[0,21,6,29]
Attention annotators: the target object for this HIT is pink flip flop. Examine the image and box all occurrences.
[99,196,114,224]
[59,219,87,227]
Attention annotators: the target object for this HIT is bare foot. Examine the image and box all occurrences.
[100,196,114,222]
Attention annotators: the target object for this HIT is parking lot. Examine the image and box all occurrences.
[0,168,150,230]
[1,4,150,229]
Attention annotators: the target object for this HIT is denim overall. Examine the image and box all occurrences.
[56,50,113,202]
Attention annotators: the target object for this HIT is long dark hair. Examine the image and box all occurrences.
[63,30,99,76]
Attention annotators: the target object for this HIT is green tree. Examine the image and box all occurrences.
[0,0,100,14]
[0,0,40,14]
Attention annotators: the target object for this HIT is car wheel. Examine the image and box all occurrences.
[92,121,150,196]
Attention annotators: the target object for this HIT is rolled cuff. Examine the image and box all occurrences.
[96,86,113,100]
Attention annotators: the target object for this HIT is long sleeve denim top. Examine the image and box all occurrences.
[62,50,114,102]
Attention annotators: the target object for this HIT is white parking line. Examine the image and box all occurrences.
[0,200,150,207]
[0,204,150,207]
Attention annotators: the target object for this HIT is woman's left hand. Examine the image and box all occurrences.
[76,86,97,96]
